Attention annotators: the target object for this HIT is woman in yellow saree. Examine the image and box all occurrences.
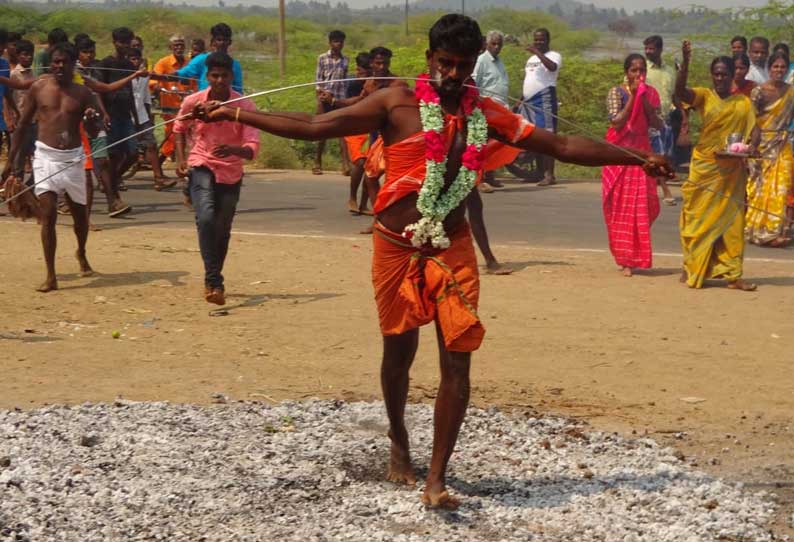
[675,41,759,290]
[746,51,794,247]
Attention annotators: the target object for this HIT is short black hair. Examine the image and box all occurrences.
[535,28,551,41]
[731,35,747,48]
[355,52,370,69]
[711,55,735,75]
[50,42,77,63]
[0,28,7,46]
[329,30,346,42]
[750,36,770,49]
[127,47,143,58]
[210,23,232,40]
[773,42,790,56]
[15,39,34,55]
[768,50,789,69]
[369,46,393,59]
[192,38,206,49]
[112,27,134,43]
[48,28,69,46]
[623,53,646,73]
[733,52,750,68]
[7,31,22,44]
[428,14,483,57]
[73,33,89,46]
[76,37,95,51]
[643,35,663,49]
[132,35,143,44]
[205,51,233,72]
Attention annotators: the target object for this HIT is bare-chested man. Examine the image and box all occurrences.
[5,43,100,292]
[195,14,671,508]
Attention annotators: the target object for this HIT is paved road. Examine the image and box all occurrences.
[8,170,794,261]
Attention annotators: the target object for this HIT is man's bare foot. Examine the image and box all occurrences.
[727,279,757,291]
[386,430,416,486]
[76,251,94,277]
[622,267,633,277]
[347,199,360,214]
[679,270,687,283]
[89,222,102,232]
[421,488,461,510]
[486,261,513,275]
[358,207,374,216]
[36,278,58,292]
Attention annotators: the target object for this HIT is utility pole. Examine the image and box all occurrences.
[404,0,408,36]
[461,0,464,15]
[278,0,287,77]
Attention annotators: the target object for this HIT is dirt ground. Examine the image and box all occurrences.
[1,219,793,537]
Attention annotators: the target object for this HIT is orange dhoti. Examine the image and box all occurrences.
[160,115,176,158]
[344,133,369,163]
[372,221,485,352]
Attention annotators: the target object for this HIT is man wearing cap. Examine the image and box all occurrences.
[152,35,197,163]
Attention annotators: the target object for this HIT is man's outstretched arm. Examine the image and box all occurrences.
[197,90,391,141]
[516,128,673,177]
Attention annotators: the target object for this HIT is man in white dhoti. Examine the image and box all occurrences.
[4,42,101,292]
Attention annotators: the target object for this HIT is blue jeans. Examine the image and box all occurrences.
[188,167,241,290]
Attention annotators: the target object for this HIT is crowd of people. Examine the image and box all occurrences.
[596,34,794,291]
[6,10,792,510]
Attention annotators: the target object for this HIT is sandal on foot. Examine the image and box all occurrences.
[663,197,677,206]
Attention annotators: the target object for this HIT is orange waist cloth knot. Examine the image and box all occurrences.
[371,221,485,352]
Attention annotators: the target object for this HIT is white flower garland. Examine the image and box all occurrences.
[403,81,488,249]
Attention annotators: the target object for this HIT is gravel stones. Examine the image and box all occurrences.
[0,400,776,541]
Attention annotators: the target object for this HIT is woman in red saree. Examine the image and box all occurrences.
[602,53,664,276]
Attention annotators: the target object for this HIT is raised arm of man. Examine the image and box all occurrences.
[196,88,671,176]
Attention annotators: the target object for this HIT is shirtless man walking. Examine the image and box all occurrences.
[196,14,671,508]
[5,43,100,292]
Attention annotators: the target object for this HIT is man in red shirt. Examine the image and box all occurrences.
[174,52,259,306]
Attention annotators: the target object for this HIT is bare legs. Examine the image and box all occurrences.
[381,330,419,486]
[348,158,366,213]
[37,192,59,292]
[380,324,471,509]
[36,191,92,292]
[537,155,557,186]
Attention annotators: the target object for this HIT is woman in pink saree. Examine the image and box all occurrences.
[602,53,664,276]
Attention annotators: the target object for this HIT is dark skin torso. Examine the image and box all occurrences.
[28,77,95,150]
[370,86,482,235]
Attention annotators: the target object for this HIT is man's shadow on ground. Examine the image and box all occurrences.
[211,292,343,315]
[489,260,574,274]
[56,270,188,290]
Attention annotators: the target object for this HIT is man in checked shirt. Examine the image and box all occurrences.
[314,29,350,175]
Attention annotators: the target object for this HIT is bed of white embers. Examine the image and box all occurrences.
[0,400,780,541]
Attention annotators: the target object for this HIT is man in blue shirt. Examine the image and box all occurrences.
[176,23,242,93]
[0,29,16,160]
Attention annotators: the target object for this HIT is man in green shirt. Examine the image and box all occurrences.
[33,28,68,74]
[644,35,677,206]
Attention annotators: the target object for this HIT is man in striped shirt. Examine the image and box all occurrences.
[313,30,349,175]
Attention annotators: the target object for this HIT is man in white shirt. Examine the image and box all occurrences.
[473,30,509,191]
[519,28,562,186]
[128,47,174,189]
[747,36,769,84]
[473,31,508,105]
